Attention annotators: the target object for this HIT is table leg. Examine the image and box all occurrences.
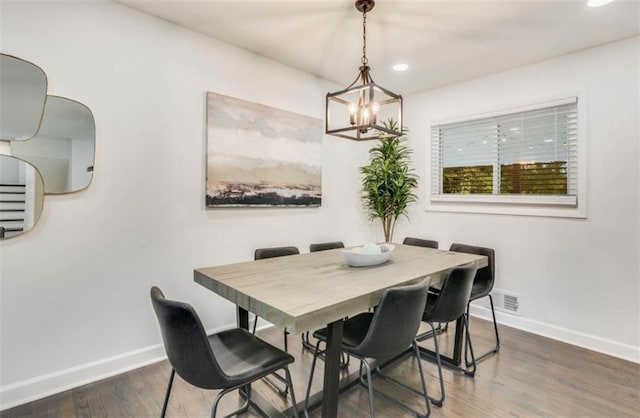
[236,307,253,408]
[322,319,344,418]
[237,306,249,330]
[452,315,464,365]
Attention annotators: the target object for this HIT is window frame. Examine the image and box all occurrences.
[427,93,588,219]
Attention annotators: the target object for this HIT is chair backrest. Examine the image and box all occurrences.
[150,287,226,389]
[449,243,495,299]
[423,262,477,324]
[254,246,300,260]
[403,236,439,249]
[354,280,429,359]
[309,241,345,252]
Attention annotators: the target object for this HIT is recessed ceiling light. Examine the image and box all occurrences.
[587,0,615,7]
[392,63,409,72]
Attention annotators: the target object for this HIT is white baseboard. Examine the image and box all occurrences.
[0,324,231,411]
[468,304,640,364]
[0,344,166,411]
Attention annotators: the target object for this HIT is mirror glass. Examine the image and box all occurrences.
[11,96,95,194]
[0,54,48,141]
[0,155,44,239]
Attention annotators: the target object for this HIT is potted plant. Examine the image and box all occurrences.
[360,119,418,243]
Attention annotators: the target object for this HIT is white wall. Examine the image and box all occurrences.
[0,1,374,409]
[1,0,638,411]
[400,36,640,361]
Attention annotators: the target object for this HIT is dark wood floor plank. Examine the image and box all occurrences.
[1,317,638,417]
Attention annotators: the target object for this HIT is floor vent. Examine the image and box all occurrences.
[490,289,520,316]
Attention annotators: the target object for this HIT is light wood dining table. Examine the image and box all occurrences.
[194,244,487,418]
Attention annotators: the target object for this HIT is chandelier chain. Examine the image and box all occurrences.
[361,8,368,65]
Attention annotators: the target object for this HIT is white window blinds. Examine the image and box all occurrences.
[430,97,578,206]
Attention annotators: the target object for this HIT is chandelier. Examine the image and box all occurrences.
[325,0,403,141]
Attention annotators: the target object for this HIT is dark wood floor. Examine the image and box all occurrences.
[2,317,639,417]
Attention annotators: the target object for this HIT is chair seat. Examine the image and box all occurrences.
[209,328,294,386]
[470,280,492,300]
[312,312,374,355]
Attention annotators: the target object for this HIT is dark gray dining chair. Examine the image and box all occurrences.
[403,236,439,249]
[403,236,445,331]
[254,246,300,261]
[309,241,344,253]
[150,287,299,418]
[419,262,477,407]
[304,281,432,418]
[253,246,300,339]
[449,243,499,367]
[305,241,345,352]
[253,246,299,396]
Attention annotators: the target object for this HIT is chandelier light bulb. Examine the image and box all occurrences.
[348,103,357,125]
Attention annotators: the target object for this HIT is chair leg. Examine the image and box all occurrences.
[211,385,250,418]
[462,314,476,378]
[301,331,316,352]
[208,366,295,418]
[361,359,376,418]
[413,341,432,418]
[160,369,175,418]
[271,329,291,397]
[302,332,344,365]
[464,294,500,368]
[304,340,323,417]
[489,294,501,347]
[262,373,289,397]
[302,334,350,369]
[356,345,431,418]
[254,327,290,397]
[283,365,299,418]
[427,322,446,407]
[416,322,448,342]
[367,343,431,417]
[341,352,350,369]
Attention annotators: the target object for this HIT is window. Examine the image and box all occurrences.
[430,97,578,208]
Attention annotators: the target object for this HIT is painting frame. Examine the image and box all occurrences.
[205,92,322,208]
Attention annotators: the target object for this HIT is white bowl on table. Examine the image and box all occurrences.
[342,243,395,267]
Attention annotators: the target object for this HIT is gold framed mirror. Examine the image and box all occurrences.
[10,95,96,194]
[0,54,48,141]
[0,155,44,239]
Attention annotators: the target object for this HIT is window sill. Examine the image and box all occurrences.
[427,194,586,218]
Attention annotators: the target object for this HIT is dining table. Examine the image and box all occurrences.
[194,243,488,418]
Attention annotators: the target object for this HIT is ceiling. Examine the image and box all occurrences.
[116,0,640,95]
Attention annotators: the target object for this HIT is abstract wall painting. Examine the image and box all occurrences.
[206,93,322,207]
